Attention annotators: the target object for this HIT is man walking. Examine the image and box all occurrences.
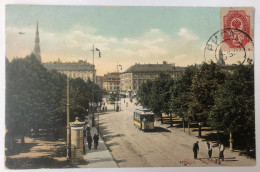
[193,141,199,159]
[87,134,93,149]
[206,141,212,160]
[93,133,99,149]
[219,142,225,161]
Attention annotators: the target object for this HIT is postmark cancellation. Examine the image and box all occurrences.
[204,8,254,65]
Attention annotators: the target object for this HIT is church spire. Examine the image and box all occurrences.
[217,48,225,66]
[34,20,41,62]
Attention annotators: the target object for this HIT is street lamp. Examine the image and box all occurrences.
[66,77,71,160]
[91,45,101,128]
[116,62,122,112]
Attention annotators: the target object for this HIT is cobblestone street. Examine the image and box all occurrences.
[98,98,256,167]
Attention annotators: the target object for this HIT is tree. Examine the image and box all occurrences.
[149,73,174,124]
[86,78,104,103]
[69,78,91,121]
[137,73,174,124]
[170,65,197,130]
[188,62,226,123]
[137,80,153,108]
[6,54,55,143]
[6,54,104,147]
[209,65,254,150]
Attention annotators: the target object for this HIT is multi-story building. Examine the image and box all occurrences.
[120,61,186,94]
[102,72,120,93]
[43,59,96,82]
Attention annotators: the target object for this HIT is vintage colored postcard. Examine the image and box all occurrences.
[1,2,258,171]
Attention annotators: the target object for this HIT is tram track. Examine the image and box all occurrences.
[101,103,181,167]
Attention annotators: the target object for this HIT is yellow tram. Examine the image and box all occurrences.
[133,108,155,131]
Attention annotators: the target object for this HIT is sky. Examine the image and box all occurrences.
[5,5,221,75]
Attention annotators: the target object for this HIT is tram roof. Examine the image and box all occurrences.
[134,108,154,115]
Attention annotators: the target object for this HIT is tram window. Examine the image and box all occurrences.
[145,115,154,122]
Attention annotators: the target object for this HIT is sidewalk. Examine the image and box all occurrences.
[84,113,118,168]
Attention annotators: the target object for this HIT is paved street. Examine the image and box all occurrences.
[98,98,256,167]
[85,114,118,168]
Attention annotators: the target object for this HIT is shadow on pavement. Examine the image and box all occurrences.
[146,127,171,133]
[87,157,118,164]
[106,142,120,148]
[5,156,76,169]
[115,159,127,164]
[51,144,67,157]
[6,142,38,155]
[102,134,125,142]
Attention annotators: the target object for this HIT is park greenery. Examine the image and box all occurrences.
[6,53,103,149]
[137,62,255,151]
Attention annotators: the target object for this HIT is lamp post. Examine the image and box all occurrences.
[116,62,122,112]
[91,45,101,128]
[66,77,71,160]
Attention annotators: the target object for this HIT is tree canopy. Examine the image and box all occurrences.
[6,53,103,143]
[170,65,197,120]
[209,65,254,136]
[188,62,226,123]
[137,73,174,123]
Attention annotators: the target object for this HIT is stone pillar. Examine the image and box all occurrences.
[198,123,202,138]
[70,117,85,161]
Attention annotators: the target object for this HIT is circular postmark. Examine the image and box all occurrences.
[204,28,254,65]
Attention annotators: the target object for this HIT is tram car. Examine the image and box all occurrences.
[133,108,155,131]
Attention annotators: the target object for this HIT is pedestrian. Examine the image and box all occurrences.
[86,124,91,136]
[93,133,99,149]
[219,142,225,161]
[192,141,199,159]
[206,141,212,160]
[83,128,86,137]
[87,134,93,149]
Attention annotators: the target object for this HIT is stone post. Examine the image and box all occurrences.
[229,131,234,151]
[198,122,202,138]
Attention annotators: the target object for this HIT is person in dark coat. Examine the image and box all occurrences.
[193,141,199,159]
[93,133,99,149]
[206,141,212,160]
[219,142,225,161]
[87,134,93,149]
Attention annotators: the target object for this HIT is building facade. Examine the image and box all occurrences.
[102,72,120,93]
[43,59,96,82]
[120,61,186,94]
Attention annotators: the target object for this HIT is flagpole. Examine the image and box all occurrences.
[66,77,71,160]
[92,44,95,127]
[90,45,101,132]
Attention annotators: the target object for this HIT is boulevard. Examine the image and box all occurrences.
[3,5,256,170]
[98,97,256,167]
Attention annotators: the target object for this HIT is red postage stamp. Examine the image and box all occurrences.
[223,10,251,48]
[221,8,254,50]
[203,8,254,65]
